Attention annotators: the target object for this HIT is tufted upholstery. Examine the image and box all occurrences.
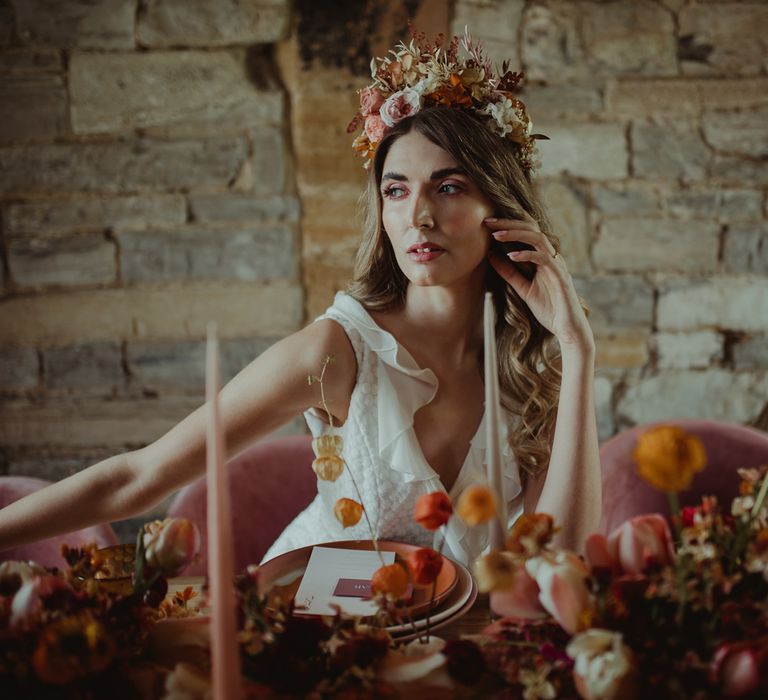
[0,476,119,567]
[598,419,768,535]
[166,434,317,575]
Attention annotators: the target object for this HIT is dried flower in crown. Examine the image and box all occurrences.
[348,26,546,171]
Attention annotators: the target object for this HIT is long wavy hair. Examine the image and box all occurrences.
[347,107,562,477]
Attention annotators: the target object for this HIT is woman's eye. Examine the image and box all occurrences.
[439,182,463,194]
[383,185,406,198]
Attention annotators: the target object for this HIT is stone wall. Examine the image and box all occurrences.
[0,0,300,537]
[0,1,767,538]
[291,0,768,440]
[453,0,768,438]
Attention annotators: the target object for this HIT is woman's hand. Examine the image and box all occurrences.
[485,214,594,353]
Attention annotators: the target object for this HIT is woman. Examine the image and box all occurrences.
[0,36,600,566]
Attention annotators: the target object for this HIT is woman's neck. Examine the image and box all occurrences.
[393,283,486,372]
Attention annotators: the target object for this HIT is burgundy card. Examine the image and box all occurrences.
[333,578,372,597]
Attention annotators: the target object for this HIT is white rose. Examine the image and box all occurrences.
[566,629,637,700]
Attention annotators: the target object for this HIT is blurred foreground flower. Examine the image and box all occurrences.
[585,513,675,575]
[407,547,443,585]
[507,513,556,556]
[334,497,363,528]
[371,563,409,599]
[567,629,636,700]
[143,517,201,578]
[527,551,595,635]
[32,615,114,685]
[633,425,706,493]
[456,484,497,526]
[710,639,768,698]
[414,491,453,530]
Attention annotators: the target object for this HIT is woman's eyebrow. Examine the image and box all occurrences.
[382,167,467,182]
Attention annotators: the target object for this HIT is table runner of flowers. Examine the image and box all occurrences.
[1,424,766,699]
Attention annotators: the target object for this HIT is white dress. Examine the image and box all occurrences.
[262,292,524,567]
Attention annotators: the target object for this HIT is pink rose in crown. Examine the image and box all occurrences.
[364,115,387,144]
[359,86,385,116]
[380,87,422,127]
[587,514,675,576]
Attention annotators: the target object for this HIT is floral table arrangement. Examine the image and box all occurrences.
[1,423,766,698]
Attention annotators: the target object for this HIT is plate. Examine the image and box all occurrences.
[386,561,476,638]
[258,540,458,618]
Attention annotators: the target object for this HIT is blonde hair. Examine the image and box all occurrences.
[348,107,564,477]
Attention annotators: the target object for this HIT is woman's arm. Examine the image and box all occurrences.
[487,214,602,551]
[0,319,357,550]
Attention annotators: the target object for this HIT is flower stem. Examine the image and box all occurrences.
[667,491,682,544]
[750,472,768,520]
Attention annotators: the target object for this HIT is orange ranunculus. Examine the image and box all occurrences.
[408,547,443,585]
[312,434,343,457]
[312,455,345,482]
[456,485,497,526]
[334,498,363,528]
[633,425,707,493]
[371,563,409,599]
[414,492,453,531]
[506,513,556,556]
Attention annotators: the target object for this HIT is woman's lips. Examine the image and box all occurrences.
[407,244,445,263]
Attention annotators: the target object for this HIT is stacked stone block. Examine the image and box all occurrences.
[0,0,300,537]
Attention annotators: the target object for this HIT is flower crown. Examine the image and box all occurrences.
[348,27,546,172]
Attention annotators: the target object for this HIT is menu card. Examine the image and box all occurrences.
[294,546,396,616]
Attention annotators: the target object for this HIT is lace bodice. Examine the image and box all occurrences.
[262,292,524,566]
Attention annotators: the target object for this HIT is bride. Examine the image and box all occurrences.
[0,33,601,566]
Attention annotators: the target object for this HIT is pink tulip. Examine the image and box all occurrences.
[143,517,201,577]
[711,640,768,698]
[527,551,595,635]
[488,563,548,620]
[604,514,675,575]
[585,533,620,574]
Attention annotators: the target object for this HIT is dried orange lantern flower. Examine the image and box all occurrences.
[414,491,453,531]
[312,455,345,482]
[312,434,343,457]
[507,513,556,556]
[408,547,443,585]
[371,562,409,599]
[457,484,498,526]
[633,425,707,493]
[334,497,363,528]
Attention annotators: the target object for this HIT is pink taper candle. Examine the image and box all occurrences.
[483,293,507,551]
[206,323,241,699]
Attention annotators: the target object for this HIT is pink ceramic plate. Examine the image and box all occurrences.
[258,540,458,618]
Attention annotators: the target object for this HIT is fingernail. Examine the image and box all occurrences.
[507,251,520,259]
[491,231,504,238]
[484,217,497,223]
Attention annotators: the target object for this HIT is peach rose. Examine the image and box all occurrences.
[359,86,385,116]
[364,114,387,143]
[143,517,201,578]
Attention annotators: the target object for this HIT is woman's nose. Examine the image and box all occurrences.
[410,192,434,229]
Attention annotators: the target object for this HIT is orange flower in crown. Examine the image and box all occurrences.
[633,425,707,493]
[347,26,546,171]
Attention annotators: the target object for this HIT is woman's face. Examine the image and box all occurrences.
[380,130,496,290]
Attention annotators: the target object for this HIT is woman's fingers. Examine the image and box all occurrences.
[486,219,557,256]
[489,251,531,294]
[506,249,559,267]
